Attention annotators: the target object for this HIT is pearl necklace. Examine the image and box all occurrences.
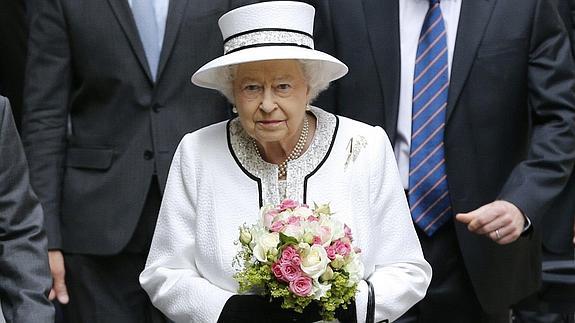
[254,115,310,179]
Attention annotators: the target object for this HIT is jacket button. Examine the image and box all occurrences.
[144,150,154,160]
[152,103,162,113]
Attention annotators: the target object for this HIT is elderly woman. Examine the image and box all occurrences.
[140,2,431,323]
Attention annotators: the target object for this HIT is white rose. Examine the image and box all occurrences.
[300,245,329,279]
[302,222,332,246]
[253,232,280,262]
[277,210,292,222]
[319,217,345,242]
[292,206,313,219]
[312,279,332,300]
[344,255,365,286]
[282,224,304,240]
[330,220,346,241]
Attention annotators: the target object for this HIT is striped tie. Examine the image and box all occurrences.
[408,0,452,236]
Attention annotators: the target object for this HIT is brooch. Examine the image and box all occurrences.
[344,136,367,170]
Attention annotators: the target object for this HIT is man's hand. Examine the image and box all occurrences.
[48,250,69,304]
[455,200,525,245]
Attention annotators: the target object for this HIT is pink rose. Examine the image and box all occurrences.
[291,256,301,267]
[312,236,322,245]
[307,215,319,222]
[326,245,337,260]
[281,246,298,261]
[319,226,331,244]
[280,263,302,282]
[335,240,351,257]
[289,276,313,297]
[344,224,353,240]
[280,199,299,211]
[267,209,279,217]
[272,262,285,281]
[263,213,275,229]
[270,221,284,232]
[287,216,301,225]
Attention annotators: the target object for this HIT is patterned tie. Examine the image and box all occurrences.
[408,0,453,236]
[132,0,161,81]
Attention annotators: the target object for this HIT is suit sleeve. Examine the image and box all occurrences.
[499,0,575,225]
[139,135,234,323]
[21,0,72,249]
[0,97,54,323]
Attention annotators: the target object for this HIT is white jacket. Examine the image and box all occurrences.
[140,108,431,323]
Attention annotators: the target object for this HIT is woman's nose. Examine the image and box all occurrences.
[259,89,277,113]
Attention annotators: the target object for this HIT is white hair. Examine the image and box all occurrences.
[213,59,331,104]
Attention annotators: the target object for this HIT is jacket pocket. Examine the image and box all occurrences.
[65,147,114,170]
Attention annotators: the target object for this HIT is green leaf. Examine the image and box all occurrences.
[279,232,298,245]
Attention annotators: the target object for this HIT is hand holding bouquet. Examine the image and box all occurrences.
[234,199,364,321]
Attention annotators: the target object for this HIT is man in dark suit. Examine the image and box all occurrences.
[312,0,575,321]
[22,0,254,321]
[0,96,53,322]
[0,0,27,130]
[513,1,575,321]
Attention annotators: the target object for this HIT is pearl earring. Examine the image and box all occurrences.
[306,104,311,111]
[232,106,238,113]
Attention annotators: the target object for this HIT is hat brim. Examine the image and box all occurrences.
[191,46,348,91]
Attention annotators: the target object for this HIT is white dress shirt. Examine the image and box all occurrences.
[396,0,461,189]
[128,0,169,50]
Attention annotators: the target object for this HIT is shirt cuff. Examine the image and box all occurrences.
[521,214,532,235]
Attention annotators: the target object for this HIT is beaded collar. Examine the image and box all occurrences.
[228,106,337,205]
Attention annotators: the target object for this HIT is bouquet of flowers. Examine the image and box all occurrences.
[234,199,364,321]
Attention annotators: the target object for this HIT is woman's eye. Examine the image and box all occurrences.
[276,83,292,91]
[244,84,261,92]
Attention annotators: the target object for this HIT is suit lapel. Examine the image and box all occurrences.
[446,0,497,122]
[156,0,190,81]
[363,0,400,142]
[106,0,154,82]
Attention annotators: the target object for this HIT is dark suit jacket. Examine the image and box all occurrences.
[0,96,53,322]
[541,0,575,258]
[22,0,254,254]
[313,0,575,314]
[0,0,27,131]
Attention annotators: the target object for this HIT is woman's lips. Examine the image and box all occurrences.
[257,120,285,127]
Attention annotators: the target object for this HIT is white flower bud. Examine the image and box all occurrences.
[239,228,252,245]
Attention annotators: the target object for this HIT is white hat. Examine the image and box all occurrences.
[191,1,348,90]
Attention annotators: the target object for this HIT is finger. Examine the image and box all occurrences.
[455,204,490,224]
[52,273,69,304]
[467,209,500,233]
[474,214,512,235]
[49,288,56,301]
[489,225,519,245]
[54,280,69,304]
[455,203,493,226]
[495,231,517,245]
[455,212,473,224]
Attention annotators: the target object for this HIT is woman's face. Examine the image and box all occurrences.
[233,60,309,146]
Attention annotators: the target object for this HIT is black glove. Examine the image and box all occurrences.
[217,295,322,323]
[335,301,357,323]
